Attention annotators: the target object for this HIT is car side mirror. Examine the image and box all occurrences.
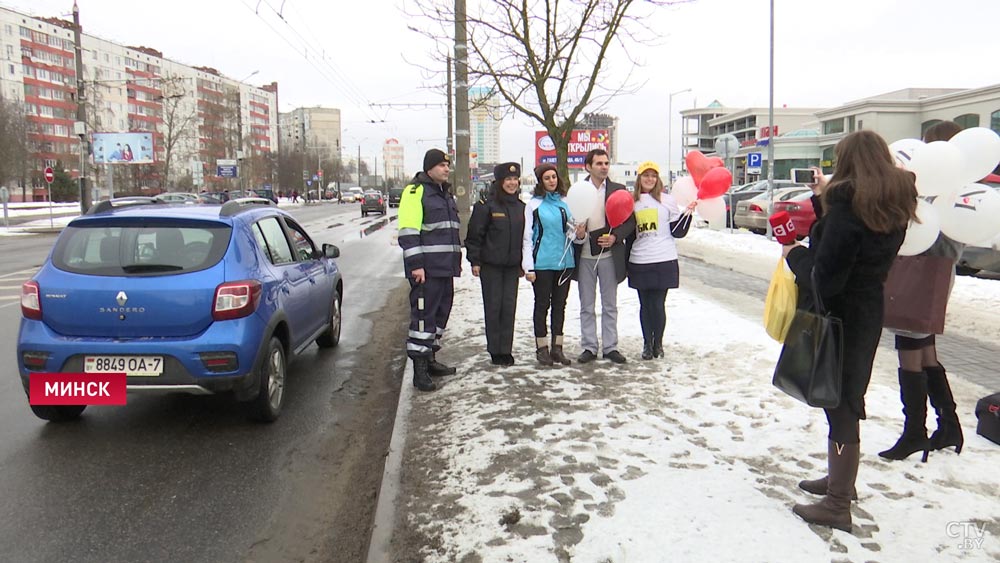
[322,244,340,259]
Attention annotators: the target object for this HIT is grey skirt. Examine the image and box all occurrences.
[627,260,679,290]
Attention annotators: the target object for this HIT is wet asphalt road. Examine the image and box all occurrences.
[0,202,407,562]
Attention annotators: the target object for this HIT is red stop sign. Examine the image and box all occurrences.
[43,167,54,184]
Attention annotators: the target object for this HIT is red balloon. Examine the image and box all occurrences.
[685,151,726,187]
[697,167,732,200]
[685,151,712,186]
[606,189,635,228]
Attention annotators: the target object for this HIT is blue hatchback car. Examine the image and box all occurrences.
[17,197,343,423]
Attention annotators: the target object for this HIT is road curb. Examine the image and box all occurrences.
[365,356,413,563]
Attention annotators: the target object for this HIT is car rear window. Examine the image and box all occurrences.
[51,221,232,276]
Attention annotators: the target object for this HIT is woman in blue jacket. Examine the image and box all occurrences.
[522,164,585,365]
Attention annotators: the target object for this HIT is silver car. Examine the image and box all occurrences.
[733,187,811,233]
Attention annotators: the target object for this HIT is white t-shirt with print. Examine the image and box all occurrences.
[629,192,682,264]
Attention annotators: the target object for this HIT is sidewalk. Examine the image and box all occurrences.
[378,227,1000,563]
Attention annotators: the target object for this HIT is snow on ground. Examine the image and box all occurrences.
[399,247,1000,563]
[677,225,1000,344]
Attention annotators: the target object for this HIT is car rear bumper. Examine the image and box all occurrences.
[16,314,268,395]
[959,245,1000,273]
[734,214,768,230]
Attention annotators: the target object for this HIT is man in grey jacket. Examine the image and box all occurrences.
[572,149,637,364]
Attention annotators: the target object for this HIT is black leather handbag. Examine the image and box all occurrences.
[772,270,844,408]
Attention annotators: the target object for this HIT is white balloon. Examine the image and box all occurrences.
[905,141,966,198]
[695,196,727,229]
[671,176,698,208]
[899,199,940,256]
[889,138,924,169]
[564,180,599,224]
[948,127,1000,185]
[939,184,1000,245]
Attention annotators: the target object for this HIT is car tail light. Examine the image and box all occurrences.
[379,198,383,205]
[21,281,41,320]
[749,203,763,213]
[212,280,262,321]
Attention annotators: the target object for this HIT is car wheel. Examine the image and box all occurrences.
[30,404,86,422]
[248,336,286,422]
[956,265,981,276]
[316,290,342,348]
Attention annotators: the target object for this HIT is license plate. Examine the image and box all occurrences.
[84,356,163,377]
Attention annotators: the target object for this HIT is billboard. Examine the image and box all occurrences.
[535,129,610,168]
[92,132,155,164]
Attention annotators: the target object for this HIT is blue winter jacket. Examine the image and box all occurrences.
[522,192,575,272]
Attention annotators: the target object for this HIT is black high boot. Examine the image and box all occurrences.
[925,364,963,454]
[878,369,930,462]
[652,340,664,358]
[412,357,436,392]
[793,440,859,532]
[428,352,456,376]
[641,341,654,361]
[549,335,571,366]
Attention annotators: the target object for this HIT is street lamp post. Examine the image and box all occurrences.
[667,88,692,189]
[234,70,258,195]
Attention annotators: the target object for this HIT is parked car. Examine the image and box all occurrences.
[388,187,404,208]
[733,187,811,233]
[198,191,228,204]
[154,192,201,204]
[361,190,387,217]
[772,190,817,238]
[723,180,806,227]
[17,197,343,423]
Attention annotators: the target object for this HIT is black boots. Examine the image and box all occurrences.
[793,440,859,532]
[641,340,663,360]
[412,357,436,392]
[428,353,456,376]
[549,335,571,365]
[641,341,654,361]
[536,338,554,366]
[926,364,963,454]
[878,369,931,462]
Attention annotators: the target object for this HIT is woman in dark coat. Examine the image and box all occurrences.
[782,130,918,531]
[466,162,526,366]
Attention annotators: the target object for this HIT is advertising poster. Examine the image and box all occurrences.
[92,132,155,164]
[535,129,610,167]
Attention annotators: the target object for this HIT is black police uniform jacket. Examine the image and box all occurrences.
[465,188,526,268]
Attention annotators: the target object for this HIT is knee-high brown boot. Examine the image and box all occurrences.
[793,440,859,532]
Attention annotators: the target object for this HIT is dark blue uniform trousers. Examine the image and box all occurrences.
[407,277,454,359]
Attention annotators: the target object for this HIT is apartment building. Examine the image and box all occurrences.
[579,112,620,162]
[0,5,279,200]
[469,86,501,167]
[279,106,341,183]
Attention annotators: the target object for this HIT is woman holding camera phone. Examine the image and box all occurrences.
[780,131,918,531]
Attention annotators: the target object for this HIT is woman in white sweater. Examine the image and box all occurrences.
[626,161,695,360]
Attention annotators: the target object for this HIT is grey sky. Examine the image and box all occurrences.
[6,0,999,174]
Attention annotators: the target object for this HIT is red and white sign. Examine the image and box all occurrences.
[535,129,610,168]
[43,167,54,184]
[29,373,127,406]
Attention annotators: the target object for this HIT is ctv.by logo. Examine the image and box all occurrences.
[946,521,987,550]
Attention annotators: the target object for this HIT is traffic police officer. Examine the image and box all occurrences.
[397,149,462,391]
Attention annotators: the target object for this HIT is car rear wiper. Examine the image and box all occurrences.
[121,264,185,273]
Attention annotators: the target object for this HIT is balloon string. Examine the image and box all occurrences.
[671,209,694,234]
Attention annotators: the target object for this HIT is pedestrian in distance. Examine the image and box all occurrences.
[572,149,637,364]
[879,120,966,462]
[781,130,918,531]
[523,163,584,366]
[466,162,526,366]
[625,161,696,361]
[398,149,462,391]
